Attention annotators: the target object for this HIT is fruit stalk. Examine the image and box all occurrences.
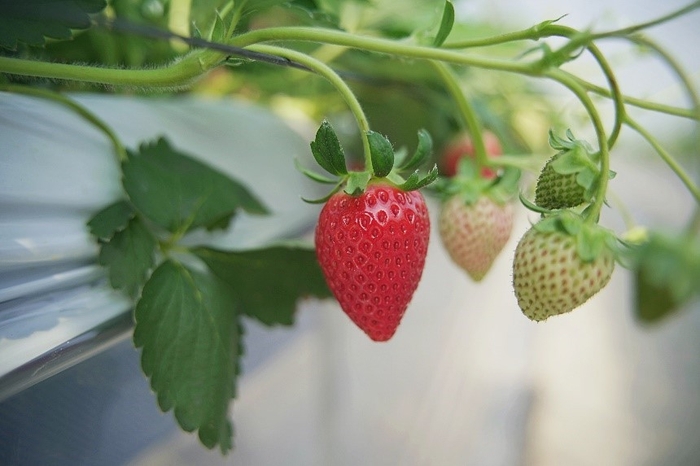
[430,60,489,173]
[248,44,373,169]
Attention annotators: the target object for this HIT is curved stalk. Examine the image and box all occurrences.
[429,61,488,170]
[248,44,372,170]
[0,52,222,88]
[0,84,127,162]
[540,25,626,150]
[231,27,537,75]
[624,116,700,206]
[570,75,697,119]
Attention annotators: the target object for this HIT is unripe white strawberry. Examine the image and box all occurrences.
[439,194,514,281]
[512,218,615,321]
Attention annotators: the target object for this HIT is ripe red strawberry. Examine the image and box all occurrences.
[315,183,430,341]
[512,223,615,321]
[441,130,502,179]
[439,194,514,281]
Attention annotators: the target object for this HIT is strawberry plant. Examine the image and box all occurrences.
[1,0,699,455]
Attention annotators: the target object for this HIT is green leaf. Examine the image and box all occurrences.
[194,244,332,326]
[344,171,372,196]
[133,260,241,453]
[519,192,552,215]
[87,200,135,241]
[433,1,455,47]
[489,167,521,204]
[551,148,592,175]
[575,224,607,262]
[399,129,433,172]
[294,159,339,184]
[367,131,395,178]
[0,0,107,50]
[122,138,268,234]
[98,217,157,298]
[397,165,439,191]
[557,210,583,236]
[310,120,348,176]
[208,10,226,42]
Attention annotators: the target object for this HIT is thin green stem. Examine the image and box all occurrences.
[626,35,700,130]
[0,51,223,87]
[627,35,700,230]
[590,1,700,40]
[1,84,127,162]
[230,27,537,75]
[545,25,626,149]
[625,116,700,205]
[429,60,487,170]
[545,69,611,223]
[570,74,697,119]
[248,44,372,169]
[442,19,557,49]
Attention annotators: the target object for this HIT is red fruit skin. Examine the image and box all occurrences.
[315,184,431,341]
[441,131,502,178]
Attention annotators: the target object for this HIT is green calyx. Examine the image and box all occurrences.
[534,129,615,210]
[300,120,438,203]
[433,157,521,206]
[533,210,620,263]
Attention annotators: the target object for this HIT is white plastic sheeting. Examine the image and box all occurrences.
[0,92,322,393]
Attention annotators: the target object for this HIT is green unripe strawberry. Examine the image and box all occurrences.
[439,194,514,281]
[512,216,616,321]
[535,151,587,209]
[534,130,611,211]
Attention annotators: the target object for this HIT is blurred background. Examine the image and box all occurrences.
[0,0,699,465]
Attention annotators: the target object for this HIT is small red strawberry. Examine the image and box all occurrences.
[439,194,514,281]
[315,183,430,341]
[512,215,616,321]
[441,130,502,179]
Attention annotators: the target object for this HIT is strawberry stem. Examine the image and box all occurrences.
[248,44,373,172]
[430,60,489,172]
[0,84,127,163]
[624,116,700,205]
[544,25,625,150]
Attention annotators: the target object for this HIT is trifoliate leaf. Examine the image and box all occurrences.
[98,216,157,298]
[133,260,241,453]
[310,120,348,176]
[194,244,332,326]
[0,0,107,50]
[433,1,455,47]
[87,200,135,241]
[122,138,268,234]
[367,131,394,178]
